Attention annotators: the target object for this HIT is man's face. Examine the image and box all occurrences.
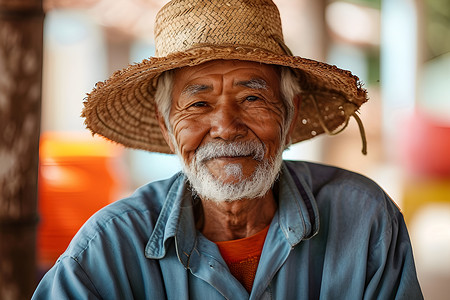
[160,60,290,201]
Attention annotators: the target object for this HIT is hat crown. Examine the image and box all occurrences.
[154,0,286,57]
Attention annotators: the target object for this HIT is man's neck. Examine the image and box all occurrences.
[196,191,277,242]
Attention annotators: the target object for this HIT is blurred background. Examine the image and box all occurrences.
[1,0,449,299]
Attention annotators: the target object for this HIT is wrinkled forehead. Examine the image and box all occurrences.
[173,59,281,92]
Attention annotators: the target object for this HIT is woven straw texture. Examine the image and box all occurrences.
[82,0,368,153]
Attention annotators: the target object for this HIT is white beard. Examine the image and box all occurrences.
[176,139,284,203]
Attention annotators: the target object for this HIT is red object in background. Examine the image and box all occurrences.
[400,111,450,178]
[38,132,124,269]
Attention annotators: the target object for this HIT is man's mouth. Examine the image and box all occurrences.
[195,141,266,163]
[214,154,253,159]
[203,154,256,164]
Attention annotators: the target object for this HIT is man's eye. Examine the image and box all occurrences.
[246,96,260,102]
[190,101,207,108]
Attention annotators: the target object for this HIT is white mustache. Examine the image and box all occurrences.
[195,140,265,162]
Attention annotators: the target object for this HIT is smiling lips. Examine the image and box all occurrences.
[195,140,266,164]
[209,155,254,161]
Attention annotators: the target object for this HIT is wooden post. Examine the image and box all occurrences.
[0,0,43,299]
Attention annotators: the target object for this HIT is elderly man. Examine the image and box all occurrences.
[33,0,423,299]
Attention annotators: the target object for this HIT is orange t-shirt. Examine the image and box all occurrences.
[215,225,270,293]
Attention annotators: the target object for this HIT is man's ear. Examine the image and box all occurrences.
[156,108,176,153]
[286,94,301,146]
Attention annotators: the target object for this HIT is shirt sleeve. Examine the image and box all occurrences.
[364,206,423,300]
[32,256,102,300]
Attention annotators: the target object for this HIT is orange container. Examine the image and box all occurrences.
[37,132,124,268]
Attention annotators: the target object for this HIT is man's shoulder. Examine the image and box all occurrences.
[283,160,397,215]
[91,172,182,225]
[63,173,184,258]
[284,160,403,241]
[284,160,385,196]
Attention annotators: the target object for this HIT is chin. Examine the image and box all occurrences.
[185,158,281,203]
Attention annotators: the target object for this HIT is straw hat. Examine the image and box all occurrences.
[82,0,368,154]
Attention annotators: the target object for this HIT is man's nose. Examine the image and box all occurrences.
[209,103,248,141]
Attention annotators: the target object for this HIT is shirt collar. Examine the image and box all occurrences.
[145,173,191,259]
[277,162,320,246]
[145,161,320,263]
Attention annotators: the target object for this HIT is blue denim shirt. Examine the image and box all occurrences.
[33,161,423,299]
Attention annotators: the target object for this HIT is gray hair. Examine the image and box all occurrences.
[154,65,302,145]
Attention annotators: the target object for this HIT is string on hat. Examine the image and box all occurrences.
[310,94,367,155]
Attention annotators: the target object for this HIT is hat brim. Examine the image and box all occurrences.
[82,45,368,153]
